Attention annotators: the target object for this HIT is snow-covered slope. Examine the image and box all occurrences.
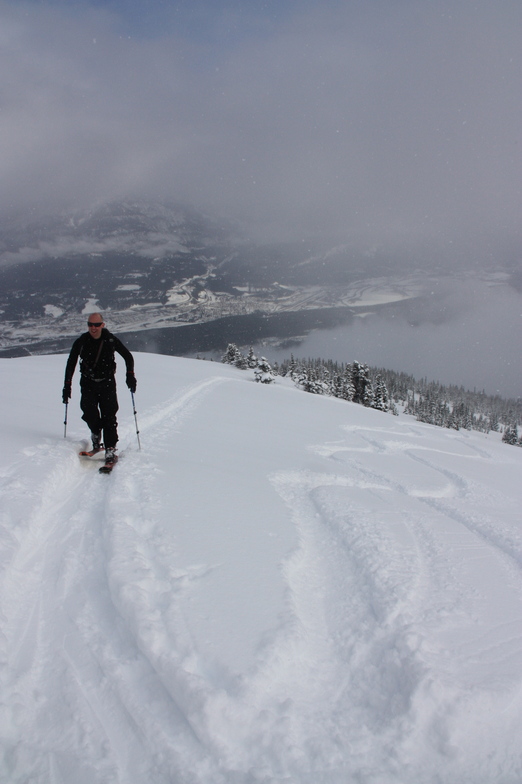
[1,353,521,784]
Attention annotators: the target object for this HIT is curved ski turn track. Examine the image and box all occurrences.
[0,354,521,784]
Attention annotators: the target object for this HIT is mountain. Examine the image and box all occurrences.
[0,199,439,358]
[1,352,521,783]
[1,199,520,402]
[0,199,236,320]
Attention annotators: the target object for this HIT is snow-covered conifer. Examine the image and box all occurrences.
[222,343,241,365]
[341,366,355,401]
[350,362,374,406]
[235,352,248,370]
[254,357,275,384]
[502,423,519,445]
[371,375,389,412]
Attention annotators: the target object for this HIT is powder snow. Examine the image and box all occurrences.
[0,353,521,783]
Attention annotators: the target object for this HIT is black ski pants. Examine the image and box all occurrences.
[80,377,119,448]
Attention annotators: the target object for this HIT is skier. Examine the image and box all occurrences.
[62,313,136,467]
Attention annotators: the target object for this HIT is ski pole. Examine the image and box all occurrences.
[63,402,68,438]
[130,390,141,450]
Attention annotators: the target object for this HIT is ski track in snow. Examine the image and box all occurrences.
[1,362,522,783]
[0,377,231,784]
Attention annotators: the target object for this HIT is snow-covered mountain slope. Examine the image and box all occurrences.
[1,353,521,784]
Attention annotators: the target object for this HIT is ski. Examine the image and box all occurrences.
[99,455,118,474]
[79,447,104,457]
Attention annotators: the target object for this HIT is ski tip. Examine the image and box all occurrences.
[99,457,118,473]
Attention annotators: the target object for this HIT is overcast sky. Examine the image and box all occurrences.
[1,0,521,252]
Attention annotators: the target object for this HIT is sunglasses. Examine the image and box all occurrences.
[87,321,103,327]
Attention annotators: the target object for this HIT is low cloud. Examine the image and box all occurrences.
[259,278,522,398]
[0,232,188,267]
[0,0,521,258]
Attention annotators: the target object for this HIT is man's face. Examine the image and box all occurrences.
[87,315,104,340]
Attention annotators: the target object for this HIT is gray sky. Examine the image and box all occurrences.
[1,0,521,253]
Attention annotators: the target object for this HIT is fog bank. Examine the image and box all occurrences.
[254,283,522,398]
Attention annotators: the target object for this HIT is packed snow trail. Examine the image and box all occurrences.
[0,354,521,783]
[1,371,231,783]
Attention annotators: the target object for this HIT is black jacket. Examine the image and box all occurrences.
[64,328,134,384]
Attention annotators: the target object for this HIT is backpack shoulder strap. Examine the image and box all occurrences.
[92,340,104,370]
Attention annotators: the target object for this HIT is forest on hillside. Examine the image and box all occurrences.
[221,344,522,447]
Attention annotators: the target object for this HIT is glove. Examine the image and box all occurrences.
[62,382,71,403]
[126,372,137,393]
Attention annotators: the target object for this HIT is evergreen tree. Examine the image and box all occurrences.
[331,372,344,400]
[502,423,519,445]
[488,412,500,432]
[371,375,389,412]
[235,352,248,370]
[352,361,373,406]
[298,365,331,395]
[222,343,241,365]
[220,348,522,440]
[254,357,275,384]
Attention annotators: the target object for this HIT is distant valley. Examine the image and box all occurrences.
[0,200,518,365]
